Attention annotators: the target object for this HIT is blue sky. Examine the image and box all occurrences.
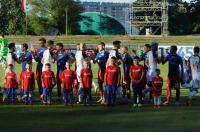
[81,0,191,3]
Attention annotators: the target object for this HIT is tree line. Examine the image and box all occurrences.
[0,0,200,35]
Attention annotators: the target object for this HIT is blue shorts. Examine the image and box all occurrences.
[43,88,52,95]
[63,89,73,95]
[24,89,33,96]
[4,88,15,103]
[132,83,143,91]
[106,85,117,93]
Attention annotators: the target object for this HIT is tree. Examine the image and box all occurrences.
[189,0,200,33]
[28,0,83,35]
[168,0,191,35]
[0,0,25,35]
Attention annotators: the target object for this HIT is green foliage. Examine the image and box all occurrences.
[1,0,200,35]
[168,0,200,35]
[28,0,83,35]
[189,0,200,33]
[168,9,190,35]
[0,0,25,35]
[168,0,191,35]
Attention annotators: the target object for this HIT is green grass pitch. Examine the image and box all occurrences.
[1,35,200,131]
[0,61,200,132]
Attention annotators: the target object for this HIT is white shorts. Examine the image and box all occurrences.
[76,67,82,83]
[192,71,200,80]
[147,70,156,82]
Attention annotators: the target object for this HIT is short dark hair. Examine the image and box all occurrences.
[111,56,116,59]
[171,45,178,51]
[156,68,160,73]
[22,43,28,50]
[144,44,151,49]
[45,63,51,66]
[56,43,64,48]
[134,56,140,60]
[151,42,158,47]
[151,42,158,50]
[113,40,121,46]
[26,62,32,65]
[47,40,54,46]
[39,37,46,43]
[66,61,71,64]
[84,58,90,62]
[122,46,128,51]
[8,43,15,49]
[8,64,13,67]
[194,46,199,53]
[99,42,105,46]
[0,34,4,37]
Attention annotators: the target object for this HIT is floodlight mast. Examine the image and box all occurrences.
[126,0,168,36]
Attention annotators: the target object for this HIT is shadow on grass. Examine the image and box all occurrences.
[0,96,200,132]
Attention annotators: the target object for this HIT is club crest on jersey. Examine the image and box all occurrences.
[153,81,162,84]
[108,69,117,73]
[64,74,72,77]
[24,75,32,78]
[7,76,14,79]
[132,69,141,73]
[44,75,52,78]
[83,73,91,76]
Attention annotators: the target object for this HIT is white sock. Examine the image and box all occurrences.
[78,95,82,102]
[92,81,97,88]
[157,96,161,105]
[153,97,157,105]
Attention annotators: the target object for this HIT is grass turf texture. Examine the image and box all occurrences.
[1,104,200,132]
[0,62,200,131]
[0,37,199,131]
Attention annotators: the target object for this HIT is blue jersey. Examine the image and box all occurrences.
[57,50,68,74]
[165,54,183,76]
[20,51,32,71]
[70,52,75,59]
[36,47,46,71]
[140,52,148,72]
[121,53,133,76]
[96,50,109,71]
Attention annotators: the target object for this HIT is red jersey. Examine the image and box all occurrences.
[42,71,55,88]
[152,76,163,96]
[80,68,93,89]
[21,71,35,90]
[105,65,121,85]
[20,71,23,80]
[5,72,17,88]
[129,64,144,81]
[61,69,76,89]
